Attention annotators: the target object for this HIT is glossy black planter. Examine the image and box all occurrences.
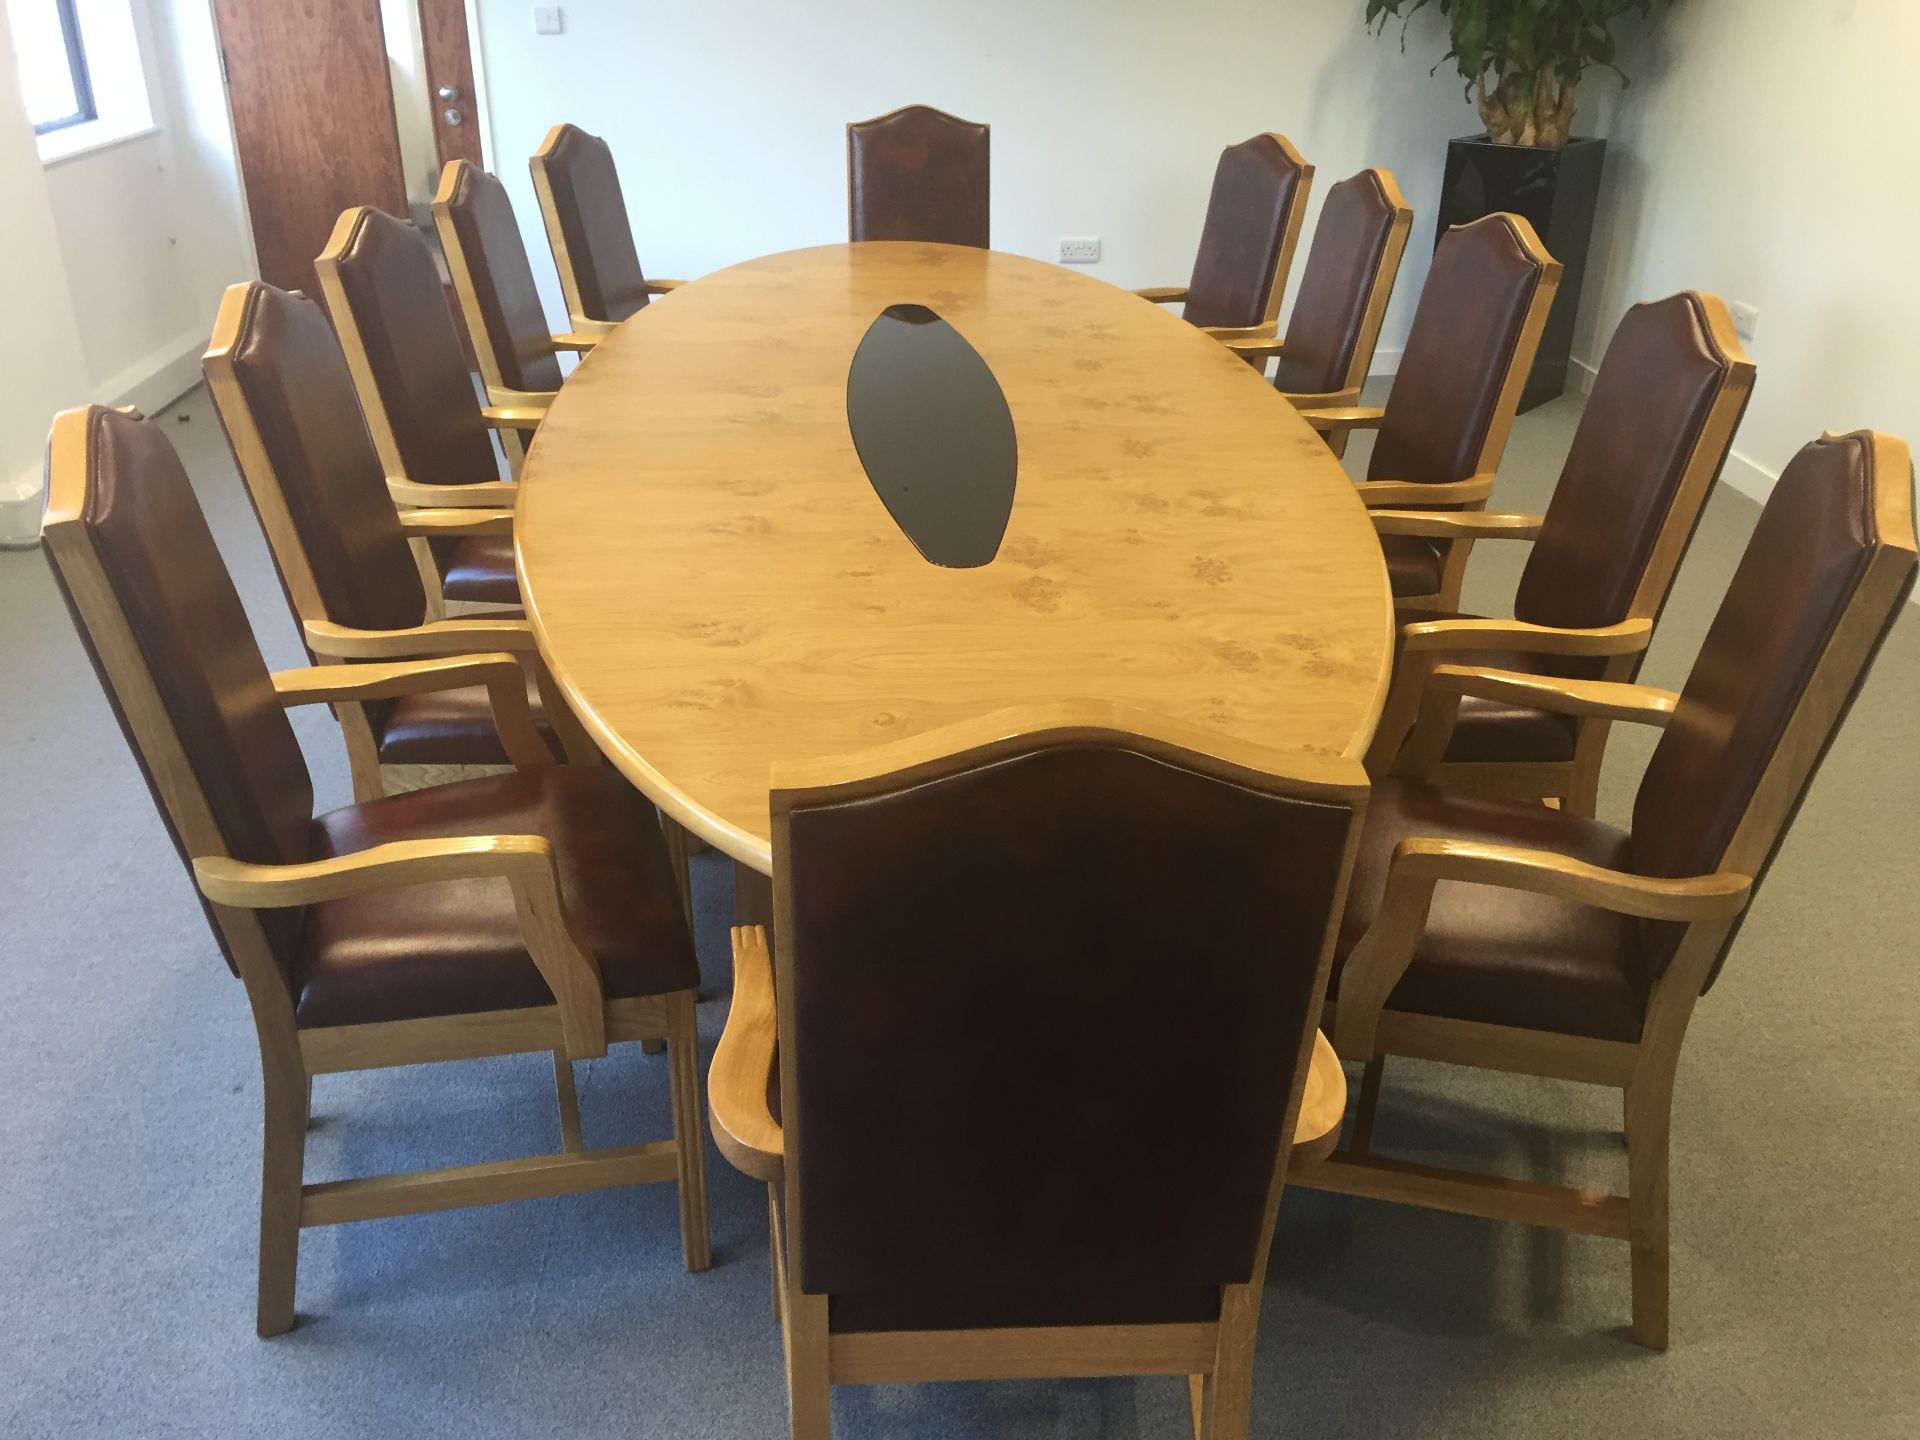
[1437,135,1606,412]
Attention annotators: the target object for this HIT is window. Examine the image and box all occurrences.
[8,0,152,163]
[8,0,95,134]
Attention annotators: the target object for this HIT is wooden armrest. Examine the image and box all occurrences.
[303,616,537,659]
[1351,474,1497,508]
[398,508,514,537]
[1132,286,1189,305]
[1370,510,1544,542]
[389,477,517,509]
[480,405,547,432]
[273,654,553,768]
[1333,837,1750,1059]
[1428,666,1680,726]
[1399,615,1652,659]
[1293,1032,1347,1163]
[644,278,685,294]
[710,925,784,1181]
[1299,406,1385,435]
[1280,387,1362,409]
[486,386,560,410]
[195,836,606,1058]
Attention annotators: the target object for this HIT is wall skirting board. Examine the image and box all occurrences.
[101,329,209,419]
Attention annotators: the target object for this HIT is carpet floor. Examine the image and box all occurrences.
[2,383,1914,1438]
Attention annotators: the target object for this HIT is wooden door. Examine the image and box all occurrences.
[210,0,406,299]
[417,0,483,169]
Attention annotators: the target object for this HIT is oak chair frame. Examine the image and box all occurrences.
[1295,432,1917,1349]
[529,123,684,332]
[1134,133,1316,364]
[316,206,544,502]
[1300,212,1564,611]
[1365,293,1756,814]
[204,281,601,805]
[432,160,594,471]
[708,703,1362,1439]
[43,406,712,1338]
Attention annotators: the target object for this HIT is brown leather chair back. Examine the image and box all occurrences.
[204,282,429,636]
[43,407,314,969]
[434,160,565,393]
[1183,134,1313,331]
[318,206,501,491]
[1369,214,1560,486]
[774,725,1364,1330]
[1630,432,1917,984]
[531,123,652,323]
[1514,293,1753,636]
[1271,168,1411,399]
[847,105,990,248]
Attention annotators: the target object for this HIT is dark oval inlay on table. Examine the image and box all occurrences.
[846,303,1018,568]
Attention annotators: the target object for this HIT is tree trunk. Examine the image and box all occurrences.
[1478,69,1581,148]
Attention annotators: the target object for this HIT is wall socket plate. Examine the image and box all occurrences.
[1058,237,1101,264]
[1730,300,1760,342]
[533,6,564,35]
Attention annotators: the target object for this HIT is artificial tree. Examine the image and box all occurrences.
[1366,0,1668,148]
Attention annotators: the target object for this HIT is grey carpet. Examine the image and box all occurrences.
[2,384,1914,1438]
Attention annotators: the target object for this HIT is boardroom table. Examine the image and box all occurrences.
[516,241,1393,1158]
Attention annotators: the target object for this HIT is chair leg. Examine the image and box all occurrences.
[256,1066,307,1337]
[552,1051,584,1152]
[769,1185,782,1322]
[1201,1285,1257,1439]
[1187,1375,1207,1439]
[1350,1054,1387,1155]
[1624,1072,1675,1350]
[784,1289,832,1439]
[665,992,712,1272]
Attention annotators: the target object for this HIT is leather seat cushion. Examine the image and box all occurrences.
[829,1281,1221,1334]
[1380,533,1444,598]
[1331,780,1649,1042]
[441,535,521,605]
[294,768,697,1028]
[375,683,561,765]
[1391,609,1586,765]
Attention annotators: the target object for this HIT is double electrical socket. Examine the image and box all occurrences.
[1058,237,1102,265]
[533,6,564,35]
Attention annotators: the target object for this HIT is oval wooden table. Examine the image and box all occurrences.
[516,241,1395,875]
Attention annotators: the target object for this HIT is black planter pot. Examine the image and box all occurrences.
[1437,135,1606,412]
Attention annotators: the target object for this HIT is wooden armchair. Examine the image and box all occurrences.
[847,105,990,248]
[1251,168,1413,418]
[1367,292,1756,814]
[1296,430,1917,1348]
[43,406,710,1337]
[434,160,591,467]
[204,280,596,803]
[317,205,543,497]
[1299,213,1563,610]
[707,704,1364,1438]
[1133,134,1314,360]
[530,123,684,328]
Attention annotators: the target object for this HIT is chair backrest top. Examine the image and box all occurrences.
[43,406,315,970]
[1630,430,1917,984]
[433,159,565,394]
[1183,133,1314,331]
[204,280,429,637]
[847,104,990,249]
[1515,292,1754,634]
[317,205,502,492]
[531,122,652,324]
[1270,167,1412,399]
[1369,213,1563,487]
[771,703,1365,1324]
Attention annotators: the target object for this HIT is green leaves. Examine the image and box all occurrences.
[1365,0,1668,145]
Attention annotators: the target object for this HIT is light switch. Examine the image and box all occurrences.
[533,6,563,35]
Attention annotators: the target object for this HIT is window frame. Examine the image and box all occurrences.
[27,0,99,136]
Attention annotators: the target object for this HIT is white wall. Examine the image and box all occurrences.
[0,0,251,495]
[1572,0,1919,497]
[471,0,1466,367]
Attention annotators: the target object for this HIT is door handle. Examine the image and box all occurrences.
[437,84,461,101]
